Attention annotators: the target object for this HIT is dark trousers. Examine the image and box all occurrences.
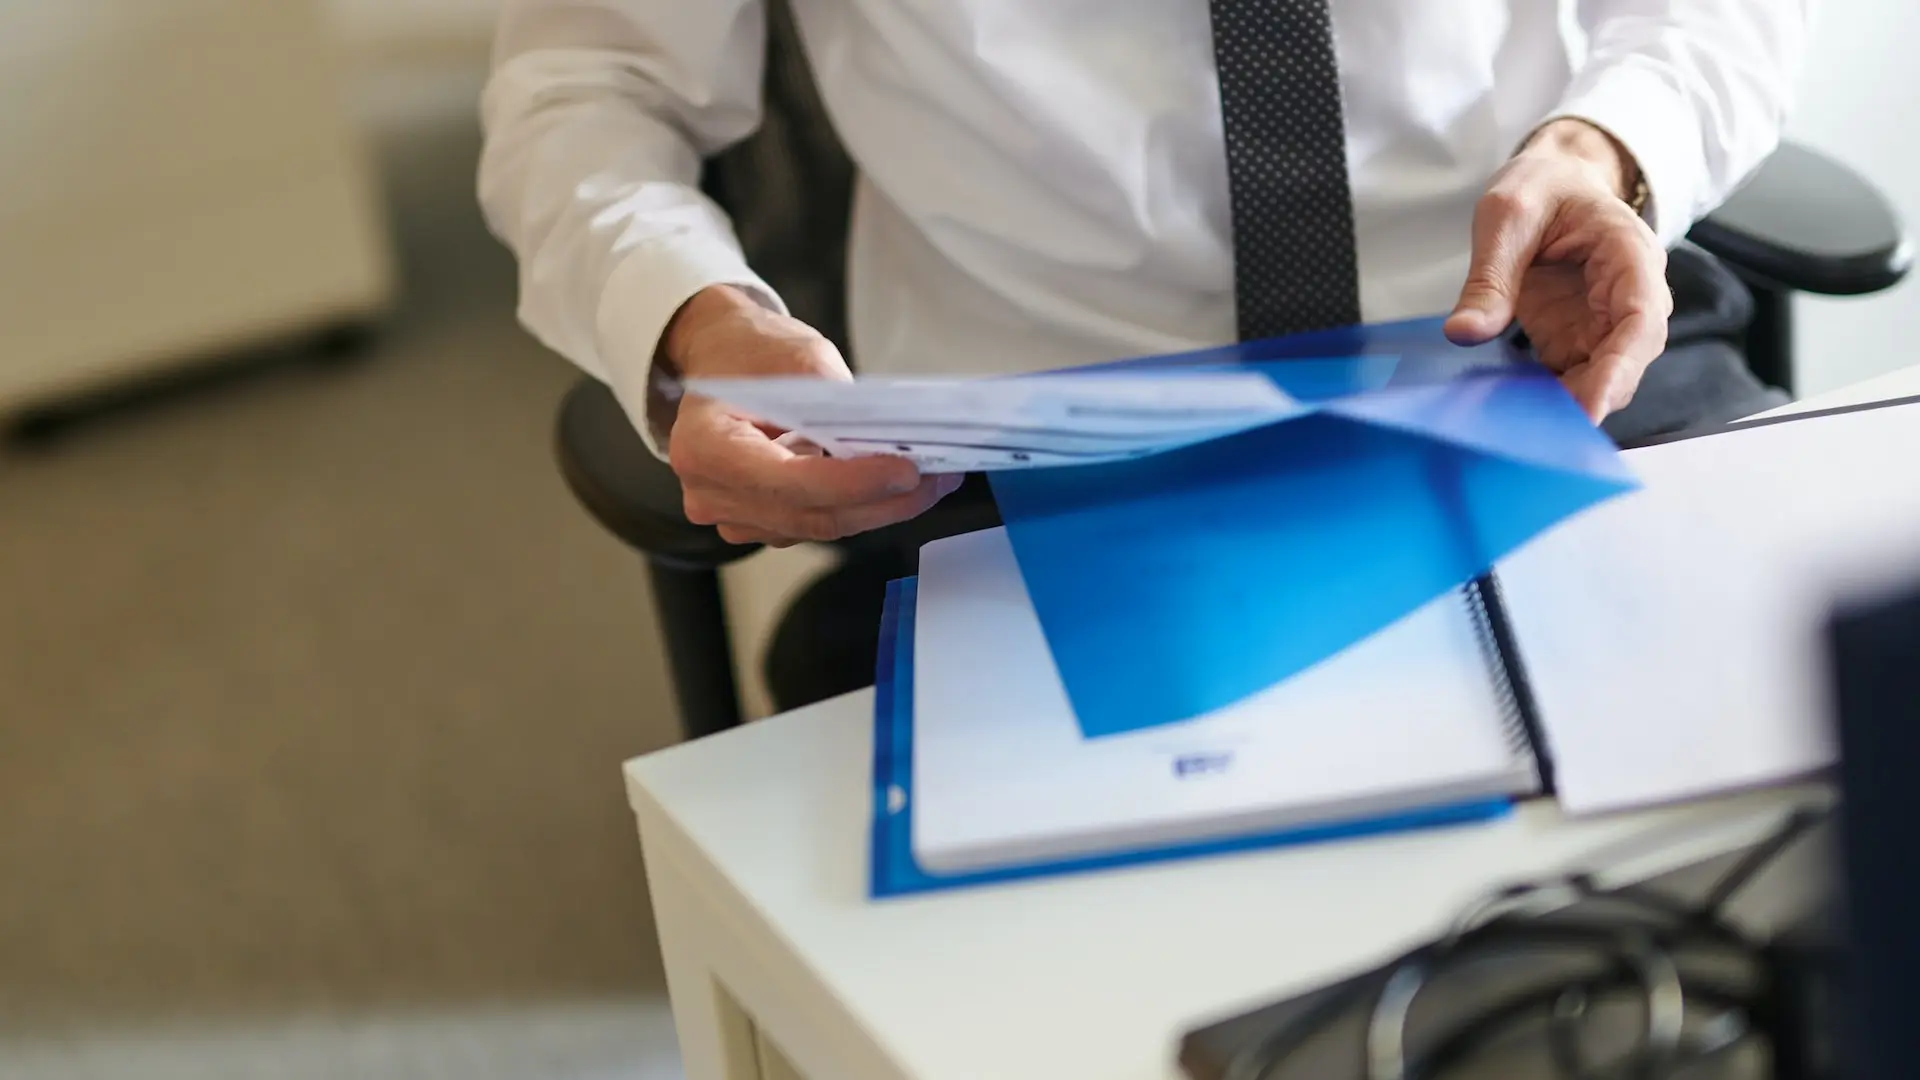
[763,247,1785,713]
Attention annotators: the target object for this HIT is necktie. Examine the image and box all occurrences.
[1207,0,1362,341]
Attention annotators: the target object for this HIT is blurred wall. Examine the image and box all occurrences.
[327,0,499,64]
[0,1,392,411]
[1789,0,1920,395]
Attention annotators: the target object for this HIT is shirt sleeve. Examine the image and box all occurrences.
[478,0,786,456]
[1549,0,1815,246]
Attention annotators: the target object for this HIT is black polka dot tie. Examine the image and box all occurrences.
[1208,0,1361,341]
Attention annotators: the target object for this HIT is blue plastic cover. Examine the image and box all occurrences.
[868,577,1512,899]
[988,317,1637,739]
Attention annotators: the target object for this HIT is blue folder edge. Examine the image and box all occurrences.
[868,577,1516,900]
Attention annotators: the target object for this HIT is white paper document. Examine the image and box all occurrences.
[682,371,1307,473]
[910,527,1537,874]
[1495,401,1920,815]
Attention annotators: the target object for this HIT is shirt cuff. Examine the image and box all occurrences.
[1545,62,1708,248]
[595,245,787,459]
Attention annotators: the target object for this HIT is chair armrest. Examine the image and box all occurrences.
[554,378,760,569]
[1688,142,1913,296]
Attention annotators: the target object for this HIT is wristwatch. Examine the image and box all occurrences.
[1623,160,1651,218]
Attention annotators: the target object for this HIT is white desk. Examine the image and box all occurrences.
[624,364,1920,1080]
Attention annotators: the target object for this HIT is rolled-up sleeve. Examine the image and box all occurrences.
[478,0,785,455]
[1551,0,1814,246]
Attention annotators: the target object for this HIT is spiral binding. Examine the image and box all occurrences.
[1463,579,1529,759]
[1462,574,1554,793]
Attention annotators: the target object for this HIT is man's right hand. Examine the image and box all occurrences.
[661,285,962,547]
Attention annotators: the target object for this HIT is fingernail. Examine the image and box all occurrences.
[1443,309,1487,344]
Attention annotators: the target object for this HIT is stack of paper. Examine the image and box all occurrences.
[1493,396,1920,814]
[683,369,1316,473]
[696,317,1637,737]
[694,319,1920,898]
[877,529,1539,895]
[872,395,1920,896]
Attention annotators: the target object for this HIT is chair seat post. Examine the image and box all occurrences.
[645,558,746,738]
[1745,284,1796,397]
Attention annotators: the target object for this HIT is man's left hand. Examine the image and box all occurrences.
[1444,118,1673,423]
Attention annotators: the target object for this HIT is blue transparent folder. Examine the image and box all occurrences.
[987,317,1638,739]
[869,577,1514,899]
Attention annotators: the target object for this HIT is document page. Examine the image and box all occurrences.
[681,370,1306,473]
[911,526,1534,873]
[1495,402,1920,815]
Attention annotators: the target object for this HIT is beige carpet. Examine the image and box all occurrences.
[0,68,685,1078]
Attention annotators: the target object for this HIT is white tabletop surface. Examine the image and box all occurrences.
[625,362,1920,1080]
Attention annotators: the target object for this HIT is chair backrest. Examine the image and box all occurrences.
[700,0,856,355]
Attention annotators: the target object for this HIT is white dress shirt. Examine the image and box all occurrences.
[478,0,1810,453]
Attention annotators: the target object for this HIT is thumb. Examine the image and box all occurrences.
[1445,189,1547,345]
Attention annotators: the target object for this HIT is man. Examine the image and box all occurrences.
[480,0,1807,710]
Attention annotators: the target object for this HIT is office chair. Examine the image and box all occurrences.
[554,5,1914,741]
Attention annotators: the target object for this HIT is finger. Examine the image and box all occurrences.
[687,460,944,526]
[1577,230,1670,417]
[1446,184,1551,344]
[1557,360,1611,423]
[708,474,960,545]
[716,523,799,548]
[1582,210,1668,309]
[673,404,922,508]
[766,476,954,542]
[689,474,946,538]
[1513,268,1590,372]
[1583,309,1666,420]
[1528,309,1587,372]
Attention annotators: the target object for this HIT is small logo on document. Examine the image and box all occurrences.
[1173,752,1232,779]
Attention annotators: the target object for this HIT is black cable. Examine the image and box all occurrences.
[1572,979,1751,1075]
[1241,915,1761,1080]
[1365,924,1740,1080]
[1418,973,1755,1079]
[1230,915,1735,1079]
[1226,806,1831,1080]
